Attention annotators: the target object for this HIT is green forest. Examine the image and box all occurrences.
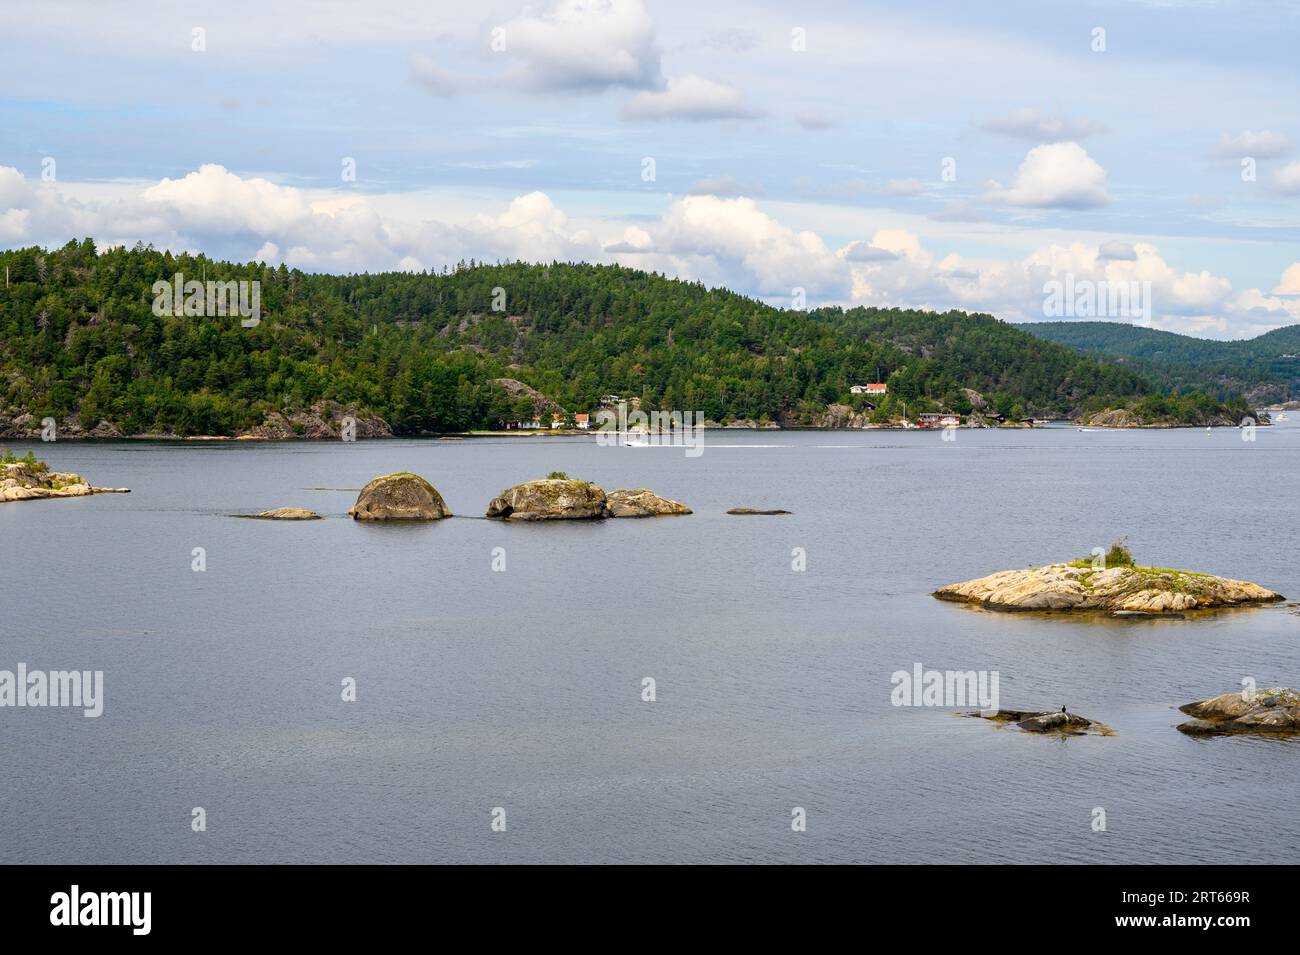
[0,240,1256,437]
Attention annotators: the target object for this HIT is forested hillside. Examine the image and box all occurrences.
[1023,320,1300,403]
[0,240,1254,437]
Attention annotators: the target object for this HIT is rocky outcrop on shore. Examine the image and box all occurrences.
[0,413,123,439]
[348,472,450,521]
[486,478,608,520]
[0,401,391,440]
[491,378,563,416]
[970,708,1113,736]
[1,461,130,502]
[1176,688,1300,736]
[934,563,1282,613]
[238,401,391,440]
[801,404,871,429]
[713,418,782,429]
[241,507,322,520]
[605,488,691,517]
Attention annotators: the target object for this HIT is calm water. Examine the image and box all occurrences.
[2,422,1298,864]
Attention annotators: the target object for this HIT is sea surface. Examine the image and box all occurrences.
[2,421,1298,864]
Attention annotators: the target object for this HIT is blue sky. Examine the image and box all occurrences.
[2,0,1298,337]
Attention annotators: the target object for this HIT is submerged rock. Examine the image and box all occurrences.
[606,488,691,517]
[933,562,1281,613]
[1176,688,1300,736]
[243,507,322,520]
[1110,609,1186,619]
[348,472,450,521]
[486,479,608,520]
[1,461,130,502]
[727,507,792,515]
[970,708,1112,736]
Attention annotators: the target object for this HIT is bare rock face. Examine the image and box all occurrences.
[933,563,1282,614]
[1,461,129,502]
[1084,408,1141,428]
[606,488,691,518]
[491,378,563,416]
[808,403,871,429]
[1176,688,1300,736]
[348,472,450,521]
[240,401,392,440]
[244,507,322,520]
[485,479,608,520]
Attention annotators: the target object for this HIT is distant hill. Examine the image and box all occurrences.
[1022,320,1300,403]
[0,240,1254,437]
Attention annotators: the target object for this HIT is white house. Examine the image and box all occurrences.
[851,383,888,396]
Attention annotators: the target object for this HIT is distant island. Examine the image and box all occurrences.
[0,241,1257,439]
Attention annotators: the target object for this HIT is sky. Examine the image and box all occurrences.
[1,0,1299,338]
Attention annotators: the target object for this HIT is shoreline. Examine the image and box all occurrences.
[1,420,1273,442]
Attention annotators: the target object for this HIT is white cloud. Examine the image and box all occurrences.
[620,75,763,122]
[977,107,1106,142]
[622,195,845,297]
[495,0,662,91]
[1270,160,1300,195]
[142,164,319,235]
[1273,262,1300,295]
[1211,129,1291,158]
[986,142,1110,209]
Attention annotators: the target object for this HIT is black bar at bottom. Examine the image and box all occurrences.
[0,864,1282,940]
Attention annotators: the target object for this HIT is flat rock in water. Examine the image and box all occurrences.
[1,462,130,502]
[727,507,792,515]
[349,472,451,521]
[933,563,1282,614]
[243,507,322,520]
[606,488,691,517]
[969,708,1112,736]
[1176,687,1300,736]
